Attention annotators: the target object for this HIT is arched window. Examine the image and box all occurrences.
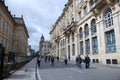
[84,24,89,38]
[104,8,113,28]
[79,28,83,39]
[91,19,96,35]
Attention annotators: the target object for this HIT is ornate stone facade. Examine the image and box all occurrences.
[39,35,51,56]
[0,1,29,62]
[13,17,29,56]
[50,0,120,64]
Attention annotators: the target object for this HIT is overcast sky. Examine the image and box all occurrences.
[5,0,67,51]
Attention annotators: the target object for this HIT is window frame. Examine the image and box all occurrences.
[85,39,90,54]
[92,37,98,54]
[84,24,89,38]
[104,8,113,28]
[91,19,97,35]
[105,30,116,53]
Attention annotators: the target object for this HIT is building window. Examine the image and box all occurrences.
[105,30,116,53]
[72,44,75,56]
[79,28,83,39]
[71,5,73,11]
[104,8,113,28]
[85,39,90,54]
[91,19,97,35]
[60,41,62,47]
[63,39,64,46]
[84,24,89,38]
[79,12,81,20]
[3,21,5,32]
[80,42,84,55]
[65,38,66,46]
[92,37,98,54]
[68,46,70,57]
[72,32,74,42]
[68,35,70,44]
[83,6,87,15]
[72,17,74,22]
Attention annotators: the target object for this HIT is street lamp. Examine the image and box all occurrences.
[0,39,5,80]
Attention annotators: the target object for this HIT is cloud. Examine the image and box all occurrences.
[5,0,67,51]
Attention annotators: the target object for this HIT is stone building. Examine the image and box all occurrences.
[13,17,29,56]
[0,1,14,55]
[0,1,29,62]
[39,35,51,56]
[50,0,120,64]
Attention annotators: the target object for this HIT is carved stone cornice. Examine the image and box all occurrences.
[63,21,77,36]
[54,36,60,43]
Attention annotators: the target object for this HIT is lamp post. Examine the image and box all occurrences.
[0,39,5,80]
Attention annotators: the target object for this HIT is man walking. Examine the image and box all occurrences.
[51,55,54,66]
[75,56,78,66]
[37,56,41,68]
[77,55,82,69]
[84,55,90,69]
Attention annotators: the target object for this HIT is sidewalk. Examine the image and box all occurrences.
[4,58,37,80]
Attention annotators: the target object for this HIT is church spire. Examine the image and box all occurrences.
[40,34,44,42]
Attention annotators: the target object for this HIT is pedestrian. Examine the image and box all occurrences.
[77,55,82,69]
[68,56,70,61]
[37,56,41,68]
[75,56,78,66]
[64,56,68,65]
[45,55,47,62]
[57,56,59,61]
[48,55,51,62]
[51,55,54,66]
[84,55,90,69]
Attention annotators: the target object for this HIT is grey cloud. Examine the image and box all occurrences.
[5,0,67,51]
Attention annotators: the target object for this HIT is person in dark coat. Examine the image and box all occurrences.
[84,55,90,69]
[45,55,47,62]
[37,56,41,68]
[51,55,54,66]
[57,56,59,61]
[77,55,82,69]
[75,56,78,66]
